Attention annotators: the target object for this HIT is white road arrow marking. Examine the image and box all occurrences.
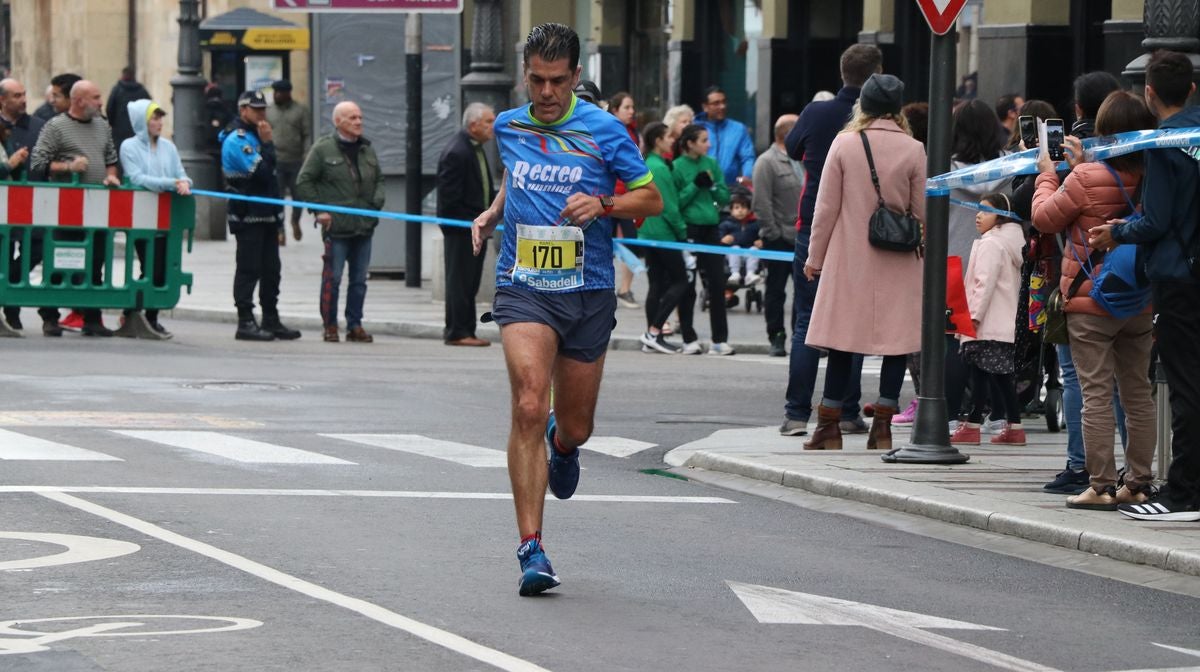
[0,532,139,571]
[728,582,1062,672]
[582,437,657,458]
[1154,642,1200,659]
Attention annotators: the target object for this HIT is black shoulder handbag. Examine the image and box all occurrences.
[860,132,923,254]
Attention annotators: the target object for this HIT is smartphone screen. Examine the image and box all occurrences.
[1019,115,1037,148]
[1045,118,1065,161]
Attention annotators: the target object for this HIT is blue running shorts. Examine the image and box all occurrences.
[492,286,617,363]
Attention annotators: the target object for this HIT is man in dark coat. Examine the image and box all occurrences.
[778,43,882,437]
[106,67,151,150]
[436,102,496,347]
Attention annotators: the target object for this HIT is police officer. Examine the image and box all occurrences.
[220,90,301,341]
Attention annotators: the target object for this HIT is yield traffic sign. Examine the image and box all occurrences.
[914,0,967,35]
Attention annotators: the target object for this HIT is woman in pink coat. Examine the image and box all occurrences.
[802,74,926,451]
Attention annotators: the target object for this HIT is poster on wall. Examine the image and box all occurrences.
[325,78,345,104]
[244,55,284,99]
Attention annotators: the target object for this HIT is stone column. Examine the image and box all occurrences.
[171,0,224,240]
[1123,0,1200,89]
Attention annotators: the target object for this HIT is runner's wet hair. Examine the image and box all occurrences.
[523,23,580,71]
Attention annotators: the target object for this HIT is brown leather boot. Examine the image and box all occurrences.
[867,404,898,450]
[803,405,843,450]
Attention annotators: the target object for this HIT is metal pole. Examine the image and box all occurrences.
[883,30,969,465]
[171,0,221,239]
[1155,356,1171,481]
[405,14,423,288]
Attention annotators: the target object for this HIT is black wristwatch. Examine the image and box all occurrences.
[598,195,615,216]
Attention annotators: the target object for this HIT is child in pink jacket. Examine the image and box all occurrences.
[951,192,1028,446]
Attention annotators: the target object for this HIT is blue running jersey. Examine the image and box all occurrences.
[494,95,653,292]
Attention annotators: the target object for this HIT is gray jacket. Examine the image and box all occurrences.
[266,100,311,164]
[751,144,802,246]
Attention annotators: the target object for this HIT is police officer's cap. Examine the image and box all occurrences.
[238,90,268,109]
[574,80,602,105]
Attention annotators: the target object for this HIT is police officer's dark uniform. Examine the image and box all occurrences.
[220,90,301,341]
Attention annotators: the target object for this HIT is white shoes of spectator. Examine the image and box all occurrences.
[681,340,704,355]
[707,342,736,356]
[728,272,742,286]
[743,271,762,286]
[640,331,683,354]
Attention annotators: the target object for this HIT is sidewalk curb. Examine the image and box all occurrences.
[167,307,776,354]
[680,450,1200,578]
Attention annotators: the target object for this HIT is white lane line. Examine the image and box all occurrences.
[323,434,506,467]
[583,437,657,458]
[115,431,355,465]
[38,492,552,672]
[0,486,735,504]
[0,429,122,461]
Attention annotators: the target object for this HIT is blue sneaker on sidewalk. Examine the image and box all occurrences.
[546,411,580,500]
[517,537,560,596]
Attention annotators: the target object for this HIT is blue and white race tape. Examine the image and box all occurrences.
[927,127,1200,195]
[948,198,1021,221]
[192,188,796,262]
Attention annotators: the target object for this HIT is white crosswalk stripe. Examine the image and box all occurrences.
[324,434,507,467]
[0,429,122,461]
[0,428,655,466]
[115,430,356,465]
[583,437,657,458]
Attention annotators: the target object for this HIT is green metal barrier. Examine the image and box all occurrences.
[0,180,194,314]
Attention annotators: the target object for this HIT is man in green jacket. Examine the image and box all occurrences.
[295,101,385,343]
[268,80,311,244]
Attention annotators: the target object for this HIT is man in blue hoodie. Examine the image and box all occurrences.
[1092,50,1200,521]
[695,86,755,186]
[118,99,192,339]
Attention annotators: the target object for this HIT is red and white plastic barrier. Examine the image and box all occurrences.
[0,185,171,230]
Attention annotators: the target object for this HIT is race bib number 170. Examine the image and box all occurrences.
[512,224,585,292]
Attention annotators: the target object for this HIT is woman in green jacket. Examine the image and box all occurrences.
[637,122,689,354]
[673,124,733,355]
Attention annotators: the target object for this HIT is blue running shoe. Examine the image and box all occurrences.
[517,537,560,596]
[545,411,580,499]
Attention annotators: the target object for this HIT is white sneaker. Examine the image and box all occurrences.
[640,331,681,354]
[727,272,742,286]
[983,418,1006,434]
[681,340,704,355]
[744,271,762,285]
[707,342,736,356]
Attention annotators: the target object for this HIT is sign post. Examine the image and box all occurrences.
[405,14,423,287]
[883,0,969,465]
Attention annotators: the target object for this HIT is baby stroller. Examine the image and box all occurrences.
[1014,230,1064,432]
[699,255,764,312]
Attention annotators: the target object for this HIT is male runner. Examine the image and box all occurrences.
[472,22,662,596]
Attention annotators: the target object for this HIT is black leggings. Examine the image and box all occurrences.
[686,224,728,343]
[967,365,1020,424]
[643,247,688,331]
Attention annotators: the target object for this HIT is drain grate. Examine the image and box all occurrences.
[182,382,300,391]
